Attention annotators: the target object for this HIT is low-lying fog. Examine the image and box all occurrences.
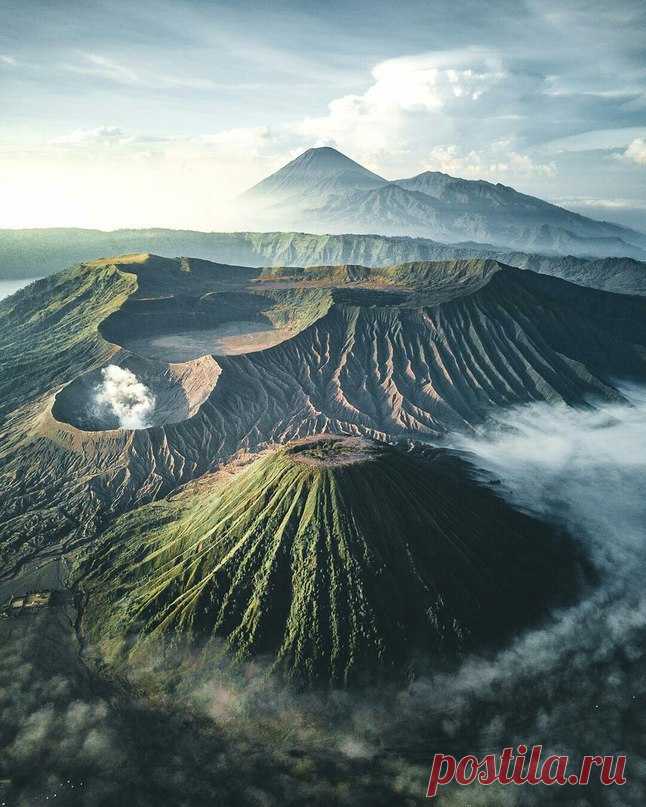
[3,387,646,805]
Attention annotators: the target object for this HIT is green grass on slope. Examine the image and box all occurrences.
[0,263,136,419]
[79,439,589,687]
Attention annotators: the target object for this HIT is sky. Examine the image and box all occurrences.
[0,0,645,231]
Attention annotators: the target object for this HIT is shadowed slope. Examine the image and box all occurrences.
[0,263,134,418]
[80,437,590,686]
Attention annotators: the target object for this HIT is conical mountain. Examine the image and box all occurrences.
[80,435,589,686]
[241,146,386,205]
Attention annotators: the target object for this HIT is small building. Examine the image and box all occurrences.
[24,591,52,608]
[6,590,52,614]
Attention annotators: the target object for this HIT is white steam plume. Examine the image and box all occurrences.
[94,365,156,430]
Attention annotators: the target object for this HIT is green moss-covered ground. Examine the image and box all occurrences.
[78,437,590,687]
[0,263,135,419]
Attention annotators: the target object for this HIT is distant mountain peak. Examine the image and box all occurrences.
[242,146,385,201]
[413,170,450,179]
[293,145,353,162]
[286,145,380,173]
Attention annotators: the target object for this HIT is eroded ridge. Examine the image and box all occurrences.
[77,437,592,686]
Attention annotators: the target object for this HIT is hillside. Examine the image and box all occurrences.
[2,228,646,297]
[77,435,589,685]
[3,253,646,578]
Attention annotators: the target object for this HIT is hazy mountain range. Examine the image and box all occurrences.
[2,228,646,297]
[241,146,646,257]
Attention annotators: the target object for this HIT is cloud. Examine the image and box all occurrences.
[424,142,557,179]
[555,195,646,210]
[64,52,219,90]
[0,54,17,66]
[623,138,646,166]
[361,50,505,112]
[0,611,129,804]
[452,388,646,553]
[545,127,646,153]
[0,123,296,229]
[50,126,131,146]
[197,126,282,161]
[295,50,506,168]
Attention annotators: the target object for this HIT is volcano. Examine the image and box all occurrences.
[240,147,646,257]
[80,435,589,686]
[240,146,385,206]
[4,254,646,574]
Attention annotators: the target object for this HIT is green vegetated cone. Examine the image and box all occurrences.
[82,435,590,687]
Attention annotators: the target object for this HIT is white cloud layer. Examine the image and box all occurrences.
[296,50,506,169]
[424,143,556,179]
[624,137,646,166]
[63,52,220,90]
[50,126,130,146]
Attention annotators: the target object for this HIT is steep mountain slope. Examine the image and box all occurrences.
[519,255,646,296]
[395,171,646,257]
[78,436,589,685]
[3,254,646,574]
[314,184,447,234]
[241,146,385,205]
[2,228,646,297]
[240,147,646,257]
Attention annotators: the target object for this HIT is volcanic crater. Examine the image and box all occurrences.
[5,253,646,574]
[99,288,330,361]
[284,434,379,466]
[51,353,220,431]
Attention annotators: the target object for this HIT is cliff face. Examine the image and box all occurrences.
[2,254,646,572]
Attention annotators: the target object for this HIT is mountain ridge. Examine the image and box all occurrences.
[3,228,646,296]
[3,254,646,576]
[241,147,646,257]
